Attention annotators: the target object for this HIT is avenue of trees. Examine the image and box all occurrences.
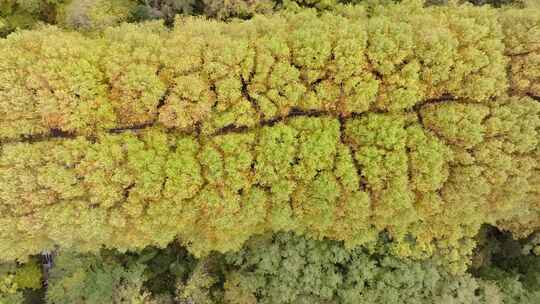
[0,0,538,303]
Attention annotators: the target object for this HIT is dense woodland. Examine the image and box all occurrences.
[0,0,539,303]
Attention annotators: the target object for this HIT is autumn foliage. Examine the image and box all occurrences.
[0,2,538,277]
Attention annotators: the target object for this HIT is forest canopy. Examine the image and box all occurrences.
[0,0,538,303]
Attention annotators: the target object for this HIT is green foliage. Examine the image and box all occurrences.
[0,259,42,304]
[46,250,152,304]
[12,260,42,290]
[176,257,221,304]
[0,0,63,35]
[136,0,197,20]
[220,232,500,304]
[473,228,540,304]
[7,229,540,304]
[57,0,136,31]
